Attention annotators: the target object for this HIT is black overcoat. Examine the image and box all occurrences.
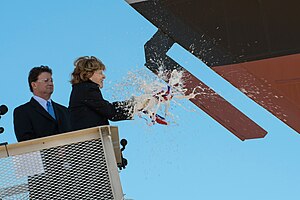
[68,80,133,131]
[14,98,71,142]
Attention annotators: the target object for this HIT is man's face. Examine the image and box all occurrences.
[31,72,54,98]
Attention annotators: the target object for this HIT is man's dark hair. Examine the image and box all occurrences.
[28,65,52,92]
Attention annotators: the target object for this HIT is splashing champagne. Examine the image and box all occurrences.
[113,68,203,126]
[134,69,202,126]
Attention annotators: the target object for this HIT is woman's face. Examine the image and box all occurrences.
[89,69,106,88]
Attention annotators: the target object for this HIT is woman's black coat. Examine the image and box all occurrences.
[69,80,133,131]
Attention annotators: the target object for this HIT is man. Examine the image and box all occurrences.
[14,66,71,142]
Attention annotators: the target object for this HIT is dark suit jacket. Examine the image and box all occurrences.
[13,98,71,142]
[69,80,133,131]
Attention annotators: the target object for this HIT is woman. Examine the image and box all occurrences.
[69,56,134,131]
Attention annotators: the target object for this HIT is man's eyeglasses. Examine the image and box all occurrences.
[36,78,54,83]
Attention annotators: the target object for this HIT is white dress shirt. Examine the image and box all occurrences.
[33,95,52,111]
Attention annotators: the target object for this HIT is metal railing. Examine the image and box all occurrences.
[0,126,123,200]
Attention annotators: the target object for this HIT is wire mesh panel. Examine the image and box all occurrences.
[0,136,119,200]
[0,154,30,199]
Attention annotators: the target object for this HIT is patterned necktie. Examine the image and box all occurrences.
[47,101,56,119]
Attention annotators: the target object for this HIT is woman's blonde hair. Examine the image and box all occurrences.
[70,56,106,85]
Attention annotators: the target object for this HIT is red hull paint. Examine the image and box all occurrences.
[212,54,300,133]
